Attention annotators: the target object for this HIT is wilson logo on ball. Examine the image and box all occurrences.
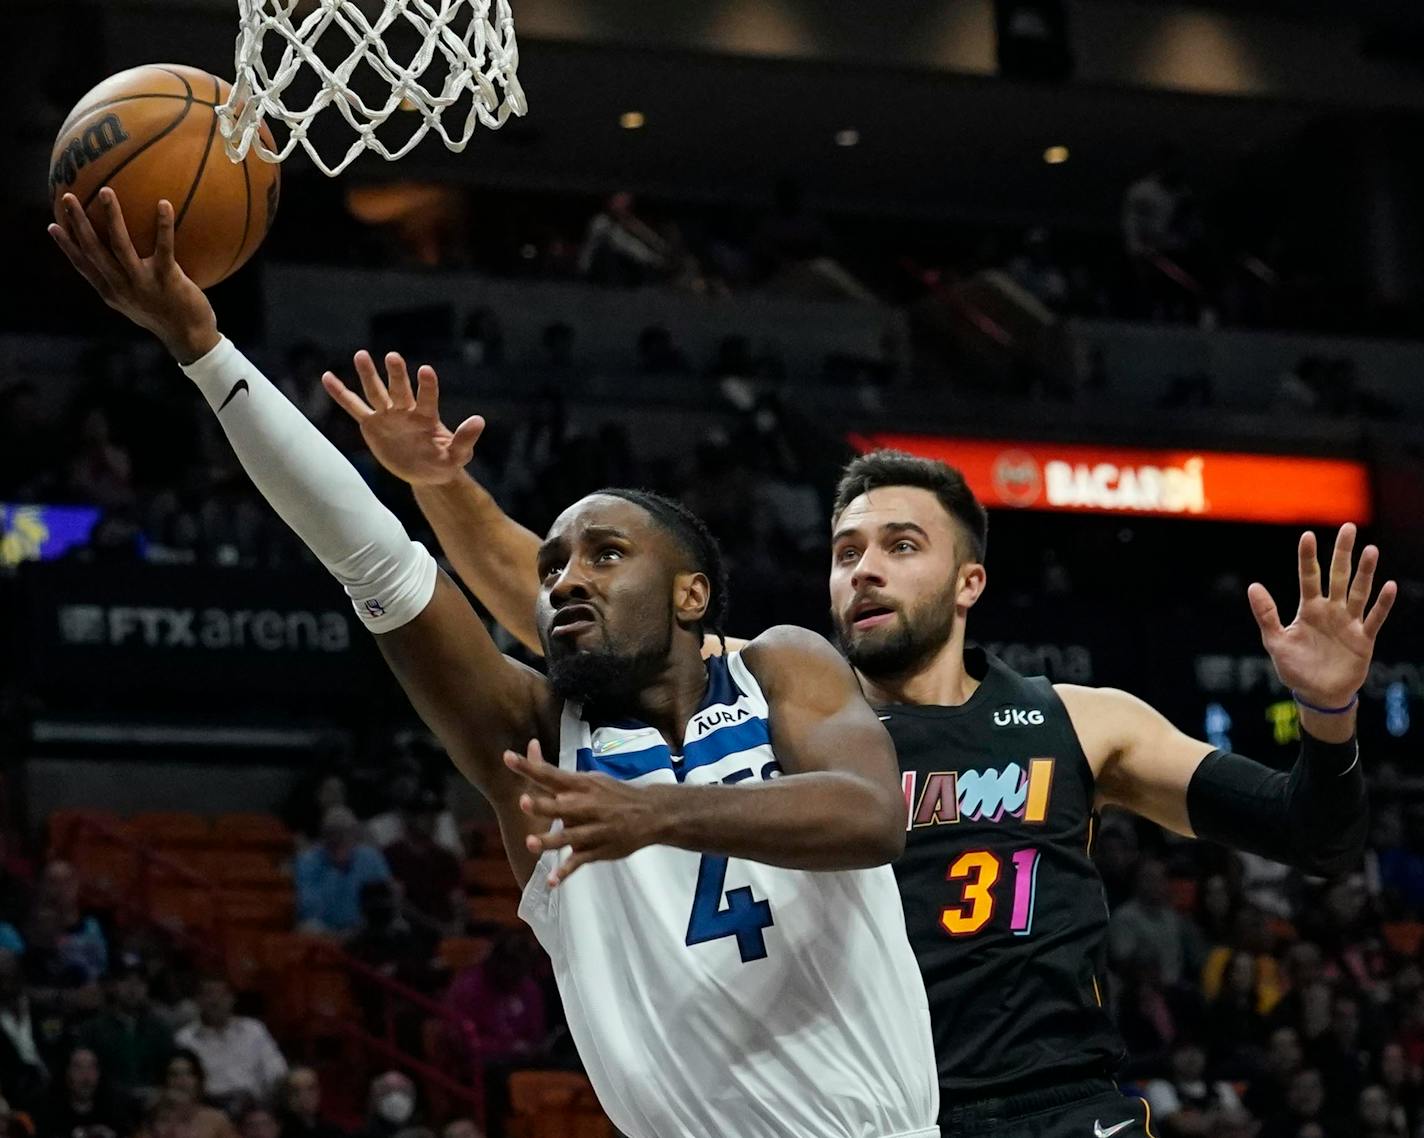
[49,114,129,192]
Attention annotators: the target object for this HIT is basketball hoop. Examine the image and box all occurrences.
[219,0,526,177]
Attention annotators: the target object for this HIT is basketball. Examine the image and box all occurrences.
[48,64,280,289]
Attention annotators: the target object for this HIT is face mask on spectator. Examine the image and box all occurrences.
[377,1092,414,1125]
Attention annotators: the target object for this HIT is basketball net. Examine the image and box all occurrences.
[219,0,526,177]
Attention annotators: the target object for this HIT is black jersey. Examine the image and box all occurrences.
[882,645,1123,1107]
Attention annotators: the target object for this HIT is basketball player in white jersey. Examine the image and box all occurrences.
[49,192,939,1138]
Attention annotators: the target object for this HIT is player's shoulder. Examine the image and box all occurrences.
[1053,684,1172,750]
[740,625,849,695]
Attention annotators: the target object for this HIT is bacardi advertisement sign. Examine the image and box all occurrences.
[850,434,1372,524]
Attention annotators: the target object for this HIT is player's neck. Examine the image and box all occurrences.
[593,646,710,754]
[857,627,979,708]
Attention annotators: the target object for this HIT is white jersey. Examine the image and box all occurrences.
[520,651,938,1138]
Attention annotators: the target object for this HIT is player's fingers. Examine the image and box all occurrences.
[549,849,599,887]
[1297,531,1322,601]
[414,365,440,415]
[1326,523,1356,602]
[1247,582,1284,640]
[518,791,562,821]
[524,823,601,855]
[1346,545,1378,620]
[1363,580,1399,640]
[153,199,177,269]
[385,352,415,409]
[352,350,393,411]
[320,372,374,420]
[98,189,142,275]
[450,415,486,462]
[48,224,111,298]
[61,194,125,294]
[504,741,574,790]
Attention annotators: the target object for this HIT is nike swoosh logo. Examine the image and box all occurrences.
[216,378,250,413]
[1095,1120,1134,1138]
[878,714,892,721]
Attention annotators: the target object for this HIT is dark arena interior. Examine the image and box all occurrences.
[3,2,1424,1137]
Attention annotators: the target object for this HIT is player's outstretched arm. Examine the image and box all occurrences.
[51,192,553,885]
[1062,524,1395,877]
[322,365,747,659]
[511,625,904,885]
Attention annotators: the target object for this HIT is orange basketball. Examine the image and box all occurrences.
[49,64,280,289]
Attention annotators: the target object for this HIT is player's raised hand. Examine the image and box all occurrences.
[506,739,666,886]
[1247,523,1397,709]
[322,351,486,486]
[47,190,218,363]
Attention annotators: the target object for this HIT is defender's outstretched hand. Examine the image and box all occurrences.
[506,739,666,887]
[1248,523,1397,709]
[48,190,218,363]
[323,351,486,486]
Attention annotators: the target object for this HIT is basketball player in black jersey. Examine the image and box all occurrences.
[322,376,1396,1138]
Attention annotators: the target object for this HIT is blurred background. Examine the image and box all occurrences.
[3,2,1424,1137]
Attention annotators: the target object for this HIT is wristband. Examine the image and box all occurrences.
[1292,691,1359,715]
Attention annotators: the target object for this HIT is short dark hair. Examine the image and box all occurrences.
[599,488,730,645]
[833,450,988,563]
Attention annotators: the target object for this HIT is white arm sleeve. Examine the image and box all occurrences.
[181,336,436,633]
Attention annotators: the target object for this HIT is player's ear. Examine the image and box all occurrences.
[956,562,987,612]
[673,571,711,628]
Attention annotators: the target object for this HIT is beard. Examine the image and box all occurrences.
[833,579,958,680]
[546,610,674,707]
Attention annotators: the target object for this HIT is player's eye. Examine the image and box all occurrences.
[595,547,623,564]
[891,540,917,554]
[540,561,563,580]
[835,546,860,564]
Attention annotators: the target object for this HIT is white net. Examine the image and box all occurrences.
[219,0,526,177]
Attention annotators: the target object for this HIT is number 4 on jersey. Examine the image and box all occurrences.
[685,854,775,962]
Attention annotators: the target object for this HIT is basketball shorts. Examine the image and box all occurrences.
[939,1079,1157,1138]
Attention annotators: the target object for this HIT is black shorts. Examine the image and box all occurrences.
[939,1079,1158,1138]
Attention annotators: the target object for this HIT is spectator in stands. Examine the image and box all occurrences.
[1109,859,1205,989]
[345,880,438,1039]
[367,768,462,860]
[444,930,546,1066]
[237,1105,282,1138]
[19,903,102,1054]
[295,808,391,937]
[160,1053,238,1138]
[382,791,463,928]
[1358,1083,1409,1138]
[634,326,690,377]
[440,1122,482,1138]
[577,192,677,288]
[1376,1043,1423,1133]
[279,1069,344,1138]
[1006,228,1068,311]
[33,1046,135,1138]
[1141,1038,1246,1135]
[77,952,173,1095]
[1310,989,1375,1106]
[65,409,135,512]
[0,381,54,499]
[1245,1025,1306,1123]
[1205,950,1274,1073]
[1260,1067,1334,1138]
[1121,145,1203,319]
[360,1073,419,1138]
[460,309,504,370]
[284,771,350,846]
[0,837,32,934]
[35,862,108,984]
[537,322,580,379]
[0,950,47,1112]
[174,979,287,1108]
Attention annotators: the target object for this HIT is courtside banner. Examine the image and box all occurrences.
[850,434,1372,524]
